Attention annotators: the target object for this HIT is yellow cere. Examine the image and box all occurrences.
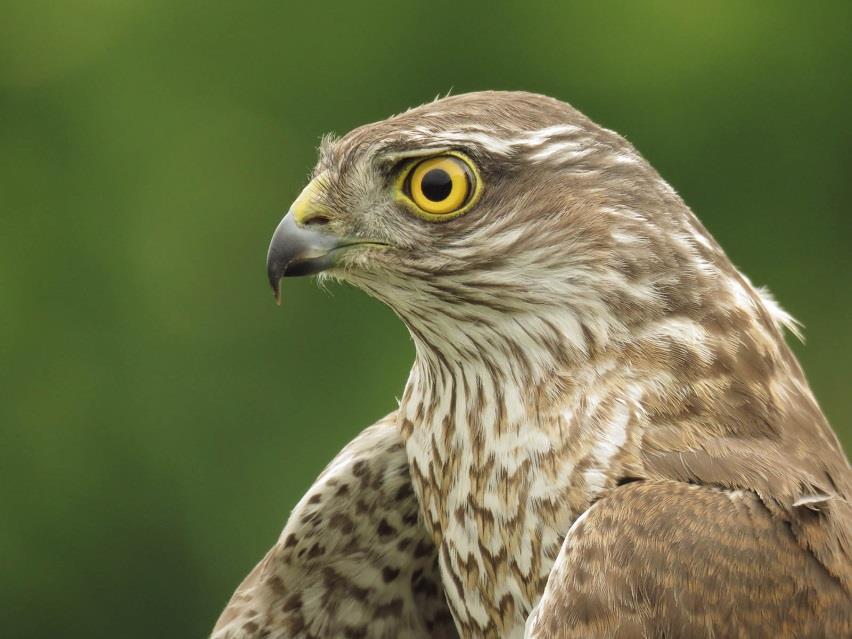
[292,172,331,225]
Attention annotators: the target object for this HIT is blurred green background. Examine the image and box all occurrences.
[2,2,850,637]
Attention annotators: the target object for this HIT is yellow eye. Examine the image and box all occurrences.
[402,154,479,219]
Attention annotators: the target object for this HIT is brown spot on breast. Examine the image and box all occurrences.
[266,574,286,595]
[382,565,400,582]
[377,518,397,536]
[329,512,355,534]
[395,482,413,501]
[282,592,302,612]
[413,574,439,597]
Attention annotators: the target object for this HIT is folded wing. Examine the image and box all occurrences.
[526,479,852,639]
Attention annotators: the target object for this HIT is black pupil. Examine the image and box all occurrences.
[421,168,453,202]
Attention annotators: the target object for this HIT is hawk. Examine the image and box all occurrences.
[213,91,852,638]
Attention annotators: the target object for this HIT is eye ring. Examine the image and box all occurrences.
[396,152,482,221]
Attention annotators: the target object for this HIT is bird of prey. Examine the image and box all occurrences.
[213,91,852,638]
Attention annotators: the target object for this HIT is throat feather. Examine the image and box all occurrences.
[399,342,643,637]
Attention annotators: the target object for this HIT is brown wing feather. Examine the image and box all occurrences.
[527,479,852,639]
[212,414,458,639]
[643,436,852,592]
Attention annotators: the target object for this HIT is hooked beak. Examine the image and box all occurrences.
[266,211,347,302]
[266,174,385,303]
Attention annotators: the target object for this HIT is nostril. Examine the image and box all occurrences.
[303,214,331,226]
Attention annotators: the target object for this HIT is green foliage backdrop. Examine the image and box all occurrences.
[2,2,850,637]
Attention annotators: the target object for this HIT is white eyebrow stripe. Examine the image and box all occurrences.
[399,123,588,157]
[431,130,517,155]
[517,124,583,146]
[529,140,590,162]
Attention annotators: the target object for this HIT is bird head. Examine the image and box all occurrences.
[267,91,789,369]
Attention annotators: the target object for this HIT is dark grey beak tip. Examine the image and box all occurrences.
[265,211,343,302]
